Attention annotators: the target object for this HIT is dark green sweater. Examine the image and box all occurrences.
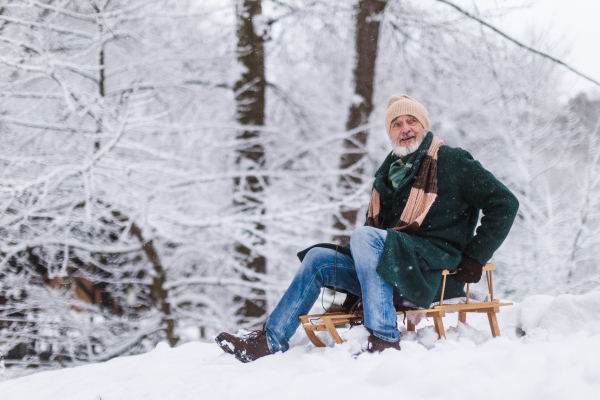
[299,132,519,308]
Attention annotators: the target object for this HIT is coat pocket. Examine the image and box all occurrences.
[412,236,460,271]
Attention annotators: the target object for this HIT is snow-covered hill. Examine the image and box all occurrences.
[2,292,600,400]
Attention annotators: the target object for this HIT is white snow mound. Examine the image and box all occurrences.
[516,291,600,336]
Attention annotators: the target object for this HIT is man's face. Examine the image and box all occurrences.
[389,115,425,157]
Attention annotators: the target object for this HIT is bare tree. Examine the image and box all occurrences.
[0,0,232,372]
[233,0,268,324]
[334,0,387,245]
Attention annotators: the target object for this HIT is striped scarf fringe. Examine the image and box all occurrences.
[368,135,444,234]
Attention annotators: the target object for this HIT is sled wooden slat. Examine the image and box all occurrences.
[433,299,505,311]
[302,324,327,331]
[300,263,513,347]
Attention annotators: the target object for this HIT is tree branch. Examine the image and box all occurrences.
[435,0,600,88]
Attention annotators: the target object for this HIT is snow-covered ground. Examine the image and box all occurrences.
[1,292,600,400]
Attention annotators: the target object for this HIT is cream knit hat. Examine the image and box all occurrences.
[384,95,430,136]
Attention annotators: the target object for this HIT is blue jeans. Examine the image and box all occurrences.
[265,226,401,353]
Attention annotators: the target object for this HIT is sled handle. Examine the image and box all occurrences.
[440,263,495,305]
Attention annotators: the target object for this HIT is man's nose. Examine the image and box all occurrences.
[401,124,412,134]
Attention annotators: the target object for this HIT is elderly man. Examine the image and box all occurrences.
[216,95,519,362]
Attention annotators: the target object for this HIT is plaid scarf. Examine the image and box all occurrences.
[388,151,419,191]
[368,135,444,234]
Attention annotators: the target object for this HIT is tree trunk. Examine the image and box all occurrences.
[334,0,387,245]
[111,211,179,347]
[93,2,105,152]
[234,0,267,322]
[130,224,179,347]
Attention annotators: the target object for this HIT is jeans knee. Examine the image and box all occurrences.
[299,247,329,276]
[350,226,387,274]
[350,226,380,249]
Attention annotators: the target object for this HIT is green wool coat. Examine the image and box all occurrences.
[298,132,519,309]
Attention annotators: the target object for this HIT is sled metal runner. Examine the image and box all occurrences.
[299,263,512,347]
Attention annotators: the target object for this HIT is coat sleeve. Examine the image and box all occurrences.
[457,150,519,265]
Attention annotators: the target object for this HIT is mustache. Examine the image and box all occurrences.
[395,132,416,144]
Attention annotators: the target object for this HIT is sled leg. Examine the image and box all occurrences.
[323,318,344,344]
[407,320,416,332]
[433,313,446,339]
[458,311,467,324]
[305,328,326,347]
[487,311,501,338]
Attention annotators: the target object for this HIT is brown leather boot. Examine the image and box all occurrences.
[215,330,272,363]
[366,328,401,353]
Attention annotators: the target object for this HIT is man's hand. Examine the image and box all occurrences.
[456,255,483,283]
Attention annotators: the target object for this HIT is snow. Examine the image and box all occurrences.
[2,293,600,400]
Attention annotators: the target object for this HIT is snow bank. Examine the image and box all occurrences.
[514,291,600,337]
[1,293,600,400]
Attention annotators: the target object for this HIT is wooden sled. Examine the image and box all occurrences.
[299,263,512,347]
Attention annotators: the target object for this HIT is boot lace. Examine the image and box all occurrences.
[242,323,267,341]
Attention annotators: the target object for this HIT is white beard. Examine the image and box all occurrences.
[391,136,423,157]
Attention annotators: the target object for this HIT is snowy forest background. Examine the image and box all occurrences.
[0,0,599,375]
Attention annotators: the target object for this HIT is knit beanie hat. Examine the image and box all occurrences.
[384,95,430,136]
